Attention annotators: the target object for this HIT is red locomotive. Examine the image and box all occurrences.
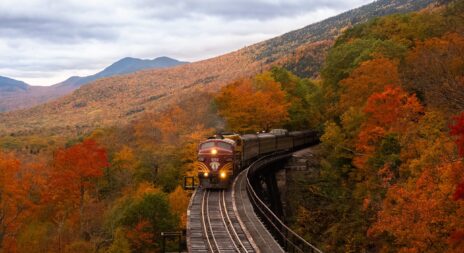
[196,130,318,189]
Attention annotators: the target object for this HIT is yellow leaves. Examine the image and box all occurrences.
[113,146,138,172]
[321,121,345,151]
[133,182,160,199]
[168,186,190,229]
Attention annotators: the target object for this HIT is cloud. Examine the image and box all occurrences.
[134,0,371,20]
[0,0,372,86]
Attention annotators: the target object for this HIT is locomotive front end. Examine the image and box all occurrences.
[197,139,235,189]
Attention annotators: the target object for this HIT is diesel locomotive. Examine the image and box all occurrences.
[196,130,318,189]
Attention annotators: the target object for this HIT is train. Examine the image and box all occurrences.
[196,129,319,189]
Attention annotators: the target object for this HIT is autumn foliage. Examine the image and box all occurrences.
[295,2,464,252]
[1,1,464,253]
[215,73,290,132]
[0,152,36,251]
[450,112,464,157]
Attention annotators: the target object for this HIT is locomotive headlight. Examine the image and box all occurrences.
[220,171,227,179]
[203,172,209,177]
[211,149,218,155]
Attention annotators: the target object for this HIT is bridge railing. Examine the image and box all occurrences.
[246,153,323,253]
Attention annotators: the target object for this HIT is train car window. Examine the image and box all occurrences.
[217,142,233,150]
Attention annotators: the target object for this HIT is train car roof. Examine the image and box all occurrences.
[240,134,258,141]
[258,133,276,138]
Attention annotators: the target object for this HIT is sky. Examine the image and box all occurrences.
[0,0,373,86]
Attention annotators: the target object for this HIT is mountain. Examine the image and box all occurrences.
[0,76,29,92]
[0,0,439,136]
[55,56,187,89]
[0,57,187,112]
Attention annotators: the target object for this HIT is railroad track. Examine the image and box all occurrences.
[190,189,255,253]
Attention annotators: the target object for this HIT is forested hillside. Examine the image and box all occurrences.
[0,0,437,137]
[0,57,186,113]
[287,1,464,252]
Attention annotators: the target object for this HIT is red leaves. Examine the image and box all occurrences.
[0,152,41,250]
[45,139,108,229]
[53,139,109,178]
[453,182,464,201]
[126,220,154,249]
[363,86,423,129]
[354,86,424,168]
[450,112,464,157]
[450,112,464,202]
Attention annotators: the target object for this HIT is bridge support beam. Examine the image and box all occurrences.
[251,160,287,220]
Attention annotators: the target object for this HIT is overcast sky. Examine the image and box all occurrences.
[0,0,372,86]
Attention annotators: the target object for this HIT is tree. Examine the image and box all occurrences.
[110,189,177,252]
[45,139,109,249]
[369,161,464,253]
[0,152,40,251]
[450,112,464,157]
[339,57,400,113]
[271,67,323,129]
[168,186,190,229]
[215,72,290,132]
[449,111,464,251]
[105,228,131,253]
[354,86,423,169]
[403,33,464,113]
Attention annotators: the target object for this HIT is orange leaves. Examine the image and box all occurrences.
[369,161,464,252]
[339,57,400,112]
[126,220,154,249]
[404,33,464,113]
[45,139,108,234]
[47,139,108,205]
[354,86,424,169]
[168,186,190,229]
[53,139,109,178]
[0,152,23,248]
[215,72,290,132]
[0,152,40,249]
[363,86,423,131]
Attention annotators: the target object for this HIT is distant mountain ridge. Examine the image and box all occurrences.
[0,76,29,92]
[0,56,187,112]
[55,56,187,89]
[0,0,440,135]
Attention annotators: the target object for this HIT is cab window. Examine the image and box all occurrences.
[200,142,215,150]
[217,142,232,150]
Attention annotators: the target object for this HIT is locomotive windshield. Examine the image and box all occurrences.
[199,141,233,151]
[217,142,232,150]
[200,142,215,150]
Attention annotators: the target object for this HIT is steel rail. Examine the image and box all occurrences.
[201,190,220,252]
[246,153,323,253]
[220,190,249,252]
